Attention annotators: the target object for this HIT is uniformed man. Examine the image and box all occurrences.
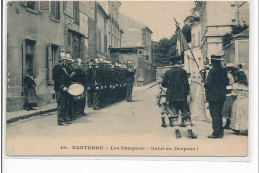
[99,60,106,108]
[72,58,87,117]
[93,59,101,110]
[109,64,116,104]
[161,56,197,139]
[126,62,136,102]
[86,59,94,107]
[53,51,71,126]
[66,54,77,122]
[204,54,229,138]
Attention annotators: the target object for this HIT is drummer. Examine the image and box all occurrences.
[74,58,87,117]
[65,56,76,122]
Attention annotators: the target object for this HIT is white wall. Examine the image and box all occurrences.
[191,23,201,47]
[206,1,236,26]
[184,47,203,76]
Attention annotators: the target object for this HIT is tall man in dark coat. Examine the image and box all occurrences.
[204,54,229,138]
[161,56,197,139]
[53,52,71,126]
[126,63,136,102]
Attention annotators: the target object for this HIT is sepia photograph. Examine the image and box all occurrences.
[4,0,250,157]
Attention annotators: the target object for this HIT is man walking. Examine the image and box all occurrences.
[204,54,229,138]
[161,56,197,139]
[126,62,136,102]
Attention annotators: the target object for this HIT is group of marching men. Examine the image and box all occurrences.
[53,51,136,126]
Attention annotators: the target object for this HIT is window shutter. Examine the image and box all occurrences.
[39,1,50,12]
[22,40,26,90]
[51,2,56,16]
[104,36,107,52]
[48,44,53,85]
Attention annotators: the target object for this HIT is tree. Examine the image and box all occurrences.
[154,1,203,66]
[222,24,249,48]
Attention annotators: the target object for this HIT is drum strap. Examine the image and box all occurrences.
[62,68,70,77]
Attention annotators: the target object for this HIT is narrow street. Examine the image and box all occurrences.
[6,85,247,156]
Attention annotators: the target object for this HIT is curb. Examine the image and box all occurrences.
[6,108,57,124]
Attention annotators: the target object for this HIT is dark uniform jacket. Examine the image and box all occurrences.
[85,68,93,89]
[53,64,71,92]
[161,65,190,102]
[204,66,229,101]
[72,66,86,86]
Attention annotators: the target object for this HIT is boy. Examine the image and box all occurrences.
[156,74,173,127]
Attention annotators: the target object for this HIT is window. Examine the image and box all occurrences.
[104,36,107,52]
[26,1,39,14]
[111,34,113,46]
[98,31,101,51]
[39,1,50,12]
[89,1,94,10]
[48,44,59,85]
[27,1,37,10]
[63,1,74,17]
[74,1,80,25]
[25,40,36,73]
[109,32,111,47]
[51,1,60,20]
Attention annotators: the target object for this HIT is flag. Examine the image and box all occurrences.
[176,25,190,56]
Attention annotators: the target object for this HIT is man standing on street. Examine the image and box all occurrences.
[53,51,71,126]
[161,56,197,139]
[204,54,229,138]
[126,61,136,102]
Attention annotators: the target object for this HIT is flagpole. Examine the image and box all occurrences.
[174,17,207,121]
[187,43,200,69]
[174,17,201,74]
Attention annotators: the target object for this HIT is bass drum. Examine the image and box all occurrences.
[67,82,85,101]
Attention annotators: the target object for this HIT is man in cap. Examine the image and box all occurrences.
[93,60,101,110]
[204,54,229,138]
[161,56,197,139]
[65,53,77,121]
[86,59,94,107]
[72,58,87,117]
[53,51,71,126]
[126,61,136,102]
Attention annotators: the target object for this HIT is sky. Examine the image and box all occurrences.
[120,1,195,41]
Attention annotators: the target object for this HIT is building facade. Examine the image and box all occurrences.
[109,46,156,85]
[224,29,249,77]
[236,1,249,26]
[96,1,122,59]
[184,22,204,77]
[7,1,66,111]
[6,1,123,112]
[200,1,237,62]
[119,13,153,63]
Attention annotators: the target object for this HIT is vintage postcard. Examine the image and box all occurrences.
[5,0,250,157]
